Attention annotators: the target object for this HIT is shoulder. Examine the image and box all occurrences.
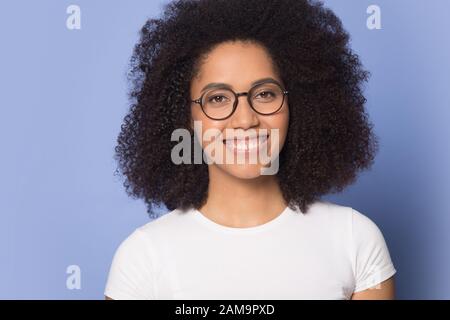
[304,199,350,216]
[104,208,192,299]
[136,207,194,239]
[111,208,191,260]
[348,208,396,292]
[314,201,396,292]
[308,200,383,230]
[313,201,389,248]
[303,200,390,248]
[346,206,393,261]
[350,207,387,245]
[303,200,353,226]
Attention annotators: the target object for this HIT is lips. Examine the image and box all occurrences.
[223,135,269,153]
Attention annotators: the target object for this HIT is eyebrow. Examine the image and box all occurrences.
[200,77,281,93]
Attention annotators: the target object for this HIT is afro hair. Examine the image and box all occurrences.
[114,0,379,218]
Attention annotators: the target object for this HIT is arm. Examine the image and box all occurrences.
[104,229,157,300]
[350,208,397,300]
[351,275,395,300]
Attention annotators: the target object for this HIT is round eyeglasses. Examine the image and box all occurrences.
[190,80,289,121]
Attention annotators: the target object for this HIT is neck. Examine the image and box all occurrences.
[198,164,287,228]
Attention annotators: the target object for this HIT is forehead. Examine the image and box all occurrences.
[192,41,280,91]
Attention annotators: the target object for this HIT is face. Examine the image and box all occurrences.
[190,40,289,179]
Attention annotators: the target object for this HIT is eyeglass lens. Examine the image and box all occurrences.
[201,82,285,120]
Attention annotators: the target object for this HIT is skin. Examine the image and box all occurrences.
[105,40,395,300]
[350,276,395,300]
[189,40,290,229]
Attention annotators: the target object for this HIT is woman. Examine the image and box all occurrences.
[105,0,396,300]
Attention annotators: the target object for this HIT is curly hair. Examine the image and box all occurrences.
[114,0,379,218]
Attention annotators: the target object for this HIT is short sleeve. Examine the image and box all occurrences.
[104,228,156,300]
[351,208,397,293]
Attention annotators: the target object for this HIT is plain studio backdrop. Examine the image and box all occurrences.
[0,0,449,299]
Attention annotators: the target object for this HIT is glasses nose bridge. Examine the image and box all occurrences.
[234,91,252,108]
[236,91,248,97]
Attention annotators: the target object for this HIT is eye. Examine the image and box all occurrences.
[255,91,275,99]
[208,95,229,103]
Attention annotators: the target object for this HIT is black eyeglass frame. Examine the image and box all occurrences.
[190,80,289,121]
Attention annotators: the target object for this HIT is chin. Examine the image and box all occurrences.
[216,163,270,180]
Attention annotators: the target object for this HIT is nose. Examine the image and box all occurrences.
[229,94,259,129]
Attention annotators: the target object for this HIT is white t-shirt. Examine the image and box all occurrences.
[104,200,396,300]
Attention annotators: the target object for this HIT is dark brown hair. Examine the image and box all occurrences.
[114,0,378,218]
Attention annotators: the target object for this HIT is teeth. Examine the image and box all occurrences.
[224,135,268,152]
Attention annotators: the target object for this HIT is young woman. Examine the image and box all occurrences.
[105,0,396,300]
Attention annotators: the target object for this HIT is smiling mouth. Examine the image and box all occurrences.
[222,135,269,153]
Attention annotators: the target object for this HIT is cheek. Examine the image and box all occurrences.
[280,107,290,142]
[190,109,226,147]
[267,111,289,147]
[190,105,202,127]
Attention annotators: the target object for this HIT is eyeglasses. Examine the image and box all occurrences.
[190,79,289,121]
